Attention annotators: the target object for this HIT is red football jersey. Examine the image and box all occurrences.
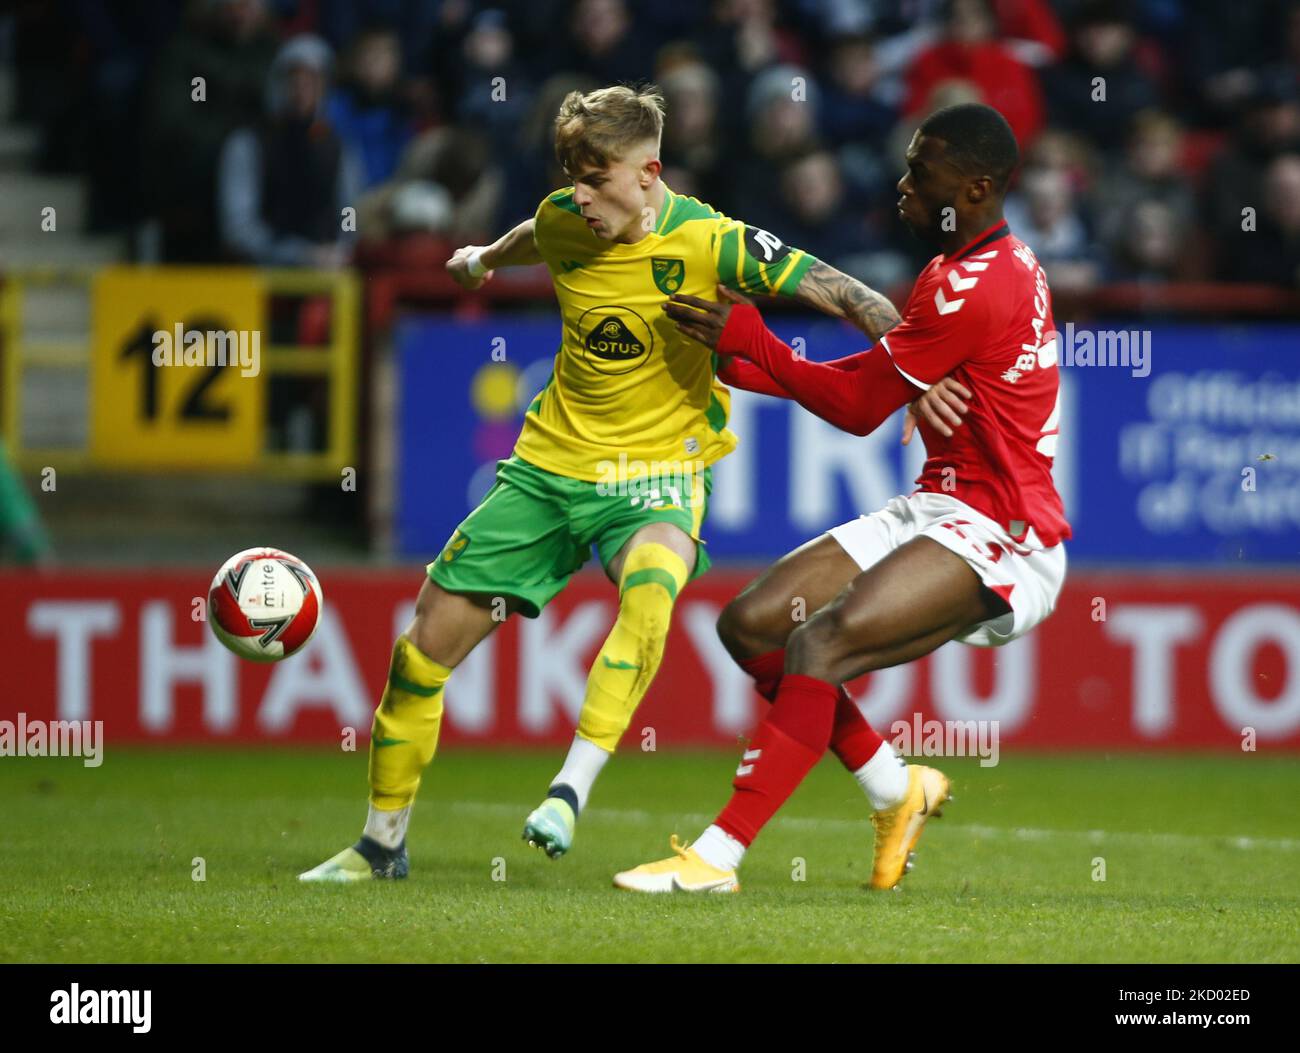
[881,221,1071,546]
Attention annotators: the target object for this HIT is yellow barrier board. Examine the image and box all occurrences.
[90,267,266,468]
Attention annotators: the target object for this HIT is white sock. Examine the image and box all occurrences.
[691,824,746,872]
[551,736,611,812]
[854,741,911,811]
[363,802,412,850]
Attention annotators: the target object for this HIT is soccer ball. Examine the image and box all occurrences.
[207,547,323,662]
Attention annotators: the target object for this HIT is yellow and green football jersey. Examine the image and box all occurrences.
[514,184,817,481]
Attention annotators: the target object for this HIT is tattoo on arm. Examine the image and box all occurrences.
[794,261,901,342]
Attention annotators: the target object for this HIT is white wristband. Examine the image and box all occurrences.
[466,248,489,277]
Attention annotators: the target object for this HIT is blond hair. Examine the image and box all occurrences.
[554,84,665,174]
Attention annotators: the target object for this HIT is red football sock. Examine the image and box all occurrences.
[739,649,884,772]
[716,674,837,846]
[830,688,886,771]
[738,649,784,702]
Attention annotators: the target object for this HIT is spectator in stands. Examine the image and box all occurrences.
[1044,0,1161,153]
[731,64,823,224]
[1184,0,1296,125]
[1004,163,1100,291]
[658,55,726,202]
[435,9,544,233]
[770,150,872,268]
[217,35,362,267]
[815,32,908,230]
[818,33,897,149]
[326,24,415,189]
[454,9,535,166]
[904,0,1046,148]
[43,0,1300,290]
[1221,153,1300,286]
[561,0,653,84]
[66,0,183,235]
[311,0,443,83]
[744,63,822,167]
[1109,198,1186,282]
[1206,69,1300,279]
[356,127,503,247]
[698,0,806,81]
[1095,110,1196,266]
[142,0,278,261]
[989,0,1066,65]
[1023,127,1096,192]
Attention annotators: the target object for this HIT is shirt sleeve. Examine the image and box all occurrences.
[712,219,818,297]
[716,305,918,436]
[531,194,553,262]
[716,354,792,398]
[879,273,989,390]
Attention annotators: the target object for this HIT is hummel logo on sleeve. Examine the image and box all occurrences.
[934,287,965,314]
[935,254,994,314]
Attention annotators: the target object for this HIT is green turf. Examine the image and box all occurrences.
[2,748,1298,963]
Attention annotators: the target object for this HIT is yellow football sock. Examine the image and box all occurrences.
[368,635,452,811]
[576,542,690,751]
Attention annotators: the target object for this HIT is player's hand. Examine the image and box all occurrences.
[446,245,494,290]
[901,375,972,444]
[665,284,753,348]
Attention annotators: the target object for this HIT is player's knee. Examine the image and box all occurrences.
[404,605,440,664]
[716,596,754,657]
[785,609,849,680]
[404,580,490,667]
[619,544,688,611]
[717,592,783,660]
[611,546,683,673]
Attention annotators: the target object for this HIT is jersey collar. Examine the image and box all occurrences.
[947,220,1011,261]
[652,184,676,236]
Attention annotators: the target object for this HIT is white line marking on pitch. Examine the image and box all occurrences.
[446,801,1300,853]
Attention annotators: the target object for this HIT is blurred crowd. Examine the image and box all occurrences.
[13,0,1300,289]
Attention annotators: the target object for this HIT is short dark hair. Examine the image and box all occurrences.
[918,103,1020,192]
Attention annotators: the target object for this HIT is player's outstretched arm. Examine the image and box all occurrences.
[446,219,542,290]
[710,303,915,435]
[668,286,890,433]
[791,260,901,343]
[716,354,793,398]
[668,284,970,440]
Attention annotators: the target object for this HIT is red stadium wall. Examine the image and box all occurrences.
[3,570,1299,750]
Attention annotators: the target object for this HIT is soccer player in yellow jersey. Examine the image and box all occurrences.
[299,84,901,881]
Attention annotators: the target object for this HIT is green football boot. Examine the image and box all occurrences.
[522,794,577,860]
[298,837,409,882]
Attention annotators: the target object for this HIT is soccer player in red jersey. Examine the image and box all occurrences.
[614,103,1071,893]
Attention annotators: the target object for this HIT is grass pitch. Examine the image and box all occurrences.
[2,748,1297,963]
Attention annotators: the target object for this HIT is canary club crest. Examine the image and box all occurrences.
[651,257,685,294]
[441,529,470,563]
